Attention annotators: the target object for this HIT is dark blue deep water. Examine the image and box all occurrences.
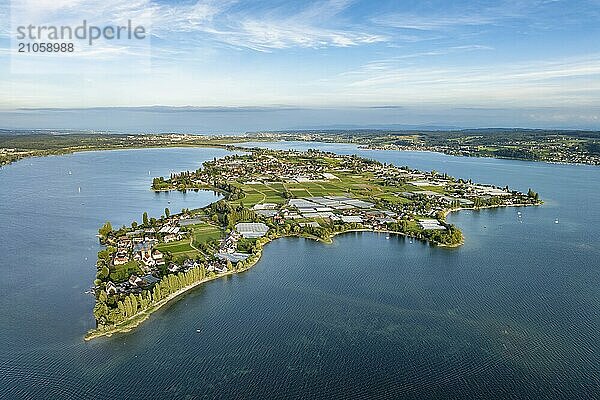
[0,144,598,399]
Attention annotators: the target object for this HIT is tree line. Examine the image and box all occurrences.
[93,264,207,329]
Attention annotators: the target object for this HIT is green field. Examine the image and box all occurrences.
[191,223,223,243]
[227,170,441,208]
[155,240,195,254]
[154,222,222,259]
[109,260,143,282]
[154,237,198,260]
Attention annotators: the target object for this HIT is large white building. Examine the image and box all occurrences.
[235,222,270,238]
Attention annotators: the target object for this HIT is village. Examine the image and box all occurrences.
[97,149,540,297]
[90,148,541,334]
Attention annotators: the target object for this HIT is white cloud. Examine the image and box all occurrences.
[372,0,558,31]
[329,54,600,106]
[374,14,498,31]
[151,0,387,51]
[4,0,386,58]
[207,19,384,52]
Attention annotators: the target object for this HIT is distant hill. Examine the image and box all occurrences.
[0,129,93,136]
[287,124,464,131]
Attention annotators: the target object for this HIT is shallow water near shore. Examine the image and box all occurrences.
[0,144,598,399]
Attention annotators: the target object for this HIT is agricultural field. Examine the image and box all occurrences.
[155,222,223,260]
[228,170,451,209]
[155,240,198,259]
[190,223,223,243]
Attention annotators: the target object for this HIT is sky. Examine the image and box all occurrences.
[1,0,600,131]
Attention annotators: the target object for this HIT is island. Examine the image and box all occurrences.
[86,148,542,340]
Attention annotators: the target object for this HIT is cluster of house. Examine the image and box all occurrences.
[102,217,192,296]
[216,230,251,263]
[222,154,335,183]
[113,237,132,266]
[157,225,182,243]
[105,273,160,296]
[163,258,227,274]
[104,208,274,295]
[133,241,165,270]
[113,236,166,270]
[173,153,340,186]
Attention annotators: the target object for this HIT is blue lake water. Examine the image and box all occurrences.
[0,144,598,399]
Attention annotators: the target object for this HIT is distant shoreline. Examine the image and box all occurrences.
[2,132,599,167]
[359,145,599,167]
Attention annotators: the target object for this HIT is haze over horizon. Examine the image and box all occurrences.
[1,0,600,130]
[2,105,600,133]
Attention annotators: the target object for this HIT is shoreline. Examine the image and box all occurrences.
[84,149,541,341]
[85,223,474,340]
[0,142,253,168]
[3,138,599,169]
[85,268,239,341]
[86,236,270,341]
[360,145,600,167]
[441,202,540,219]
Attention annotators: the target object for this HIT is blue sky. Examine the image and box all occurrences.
[1,0,600,129]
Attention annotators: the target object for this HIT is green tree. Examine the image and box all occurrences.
[93,302,109,325]
[526,188,540,201]
[142,212,149,226]
[96,265,110,281]
[98,221,113,238]
[165,207,170,218]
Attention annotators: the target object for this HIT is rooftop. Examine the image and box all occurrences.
[235,222,270,238]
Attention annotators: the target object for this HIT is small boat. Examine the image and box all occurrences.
[385,236,390,240]
[68,171,72,175]
[555,219,559,224]
[196,329,201,333]
[78,187,81,193]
